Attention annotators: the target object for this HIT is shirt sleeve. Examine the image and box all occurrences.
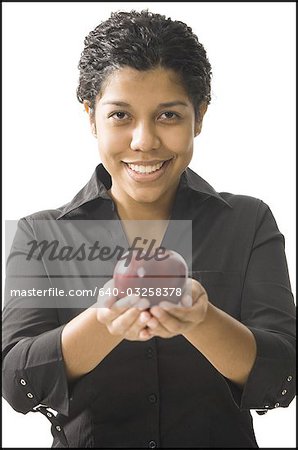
[2,218,71,417]
[231,201,296,412]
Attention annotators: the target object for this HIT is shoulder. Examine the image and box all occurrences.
[20,202,71,222]
[220,192,266,209]
[215,192,273,225]
[218,193,278,233]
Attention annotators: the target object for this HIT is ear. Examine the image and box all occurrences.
[83,100,90,114]
[83,101,97,138]
[194,102,208,137]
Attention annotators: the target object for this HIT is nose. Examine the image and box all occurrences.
[130,121,161,152]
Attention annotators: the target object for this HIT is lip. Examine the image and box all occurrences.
[123,159,172,182]
[123,159,171,166]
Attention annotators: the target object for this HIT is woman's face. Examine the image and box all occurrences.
[92,66,205,206]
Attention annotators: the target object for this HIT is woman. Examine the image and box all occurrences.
[3,10,296,448]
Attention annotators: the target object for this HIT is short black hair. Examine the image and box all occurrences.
[77,10,212,118]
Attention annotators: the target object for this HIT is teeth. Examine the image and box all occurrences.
[127,161,165,174]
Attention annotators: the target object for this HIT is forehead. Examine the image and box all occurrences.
[98,66,190,105]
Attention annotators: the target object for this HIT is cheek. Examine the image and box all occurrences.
[164,128,194,156]
[96,122,130,153]
[97,132,124,161]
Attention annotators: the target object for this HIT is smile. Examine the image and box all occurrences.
[127,161,165,174]
[123,159,172,181]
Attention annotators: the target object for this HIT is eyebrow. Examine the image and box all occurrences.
[102,100,189,108]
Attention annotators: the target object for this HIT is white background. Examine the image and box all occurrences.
[2,2,296,448]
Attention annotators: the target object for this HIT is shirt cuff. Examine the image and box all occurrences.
[3,325,70,416]
[223,327,296,412]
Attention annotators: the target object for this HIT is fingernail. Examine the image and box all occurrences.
[153,308,161,318]
[103,297,114,308]
[149,319,158,328]
[140,312,149,323]
[129,295,140,306]
[137,298,150,309]
[159,301,171,310]
[183,295,193,307]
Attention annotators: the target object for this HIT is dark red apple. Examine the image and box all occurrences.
[113,249,188,306]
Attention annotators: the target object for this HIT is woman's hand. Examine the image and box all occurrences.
[96,278,208,341]
[139,278,209,339]
[96,279,153,341]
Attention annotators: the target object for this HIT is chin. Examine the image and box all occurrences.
[127,186,160,202]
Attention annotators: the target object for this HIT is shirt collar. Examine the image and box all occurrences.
[181,166,232,208]
[57,163,231,219]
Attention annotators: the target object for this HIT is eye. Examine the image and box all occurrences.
[109,111,130,121]
[159,111,181,121]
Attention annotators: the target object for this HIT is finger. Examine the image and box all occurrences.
[182,277,202,303]
[155,277,193,312]
[139,327,153,340]
[157,278,206,318]
[135,297,151,310]
[157,294,202,321]
[109,307,144,336]
[181,294,193,308]
[111,294,140,310]
[148,306,183,334]
[98,299,145,327]
[157,301,189,321]
[160,298,208,332]
[188,277,207,303]
[126,309,152,340]
[96,279,117,308]
[139,309,152,325]
[97,306,121,324]
[146,316,176,338]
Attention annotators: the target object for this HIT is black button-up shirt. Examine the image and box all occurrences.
[2,164,296,448]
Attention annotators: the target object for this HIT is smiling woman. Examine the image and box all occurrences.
[87,66,203,219]
[2,7,296,450]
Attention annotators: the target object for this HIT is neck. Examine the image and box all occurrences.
[117,204,171,221]
[108,188,177,221]
[108,186,179,249]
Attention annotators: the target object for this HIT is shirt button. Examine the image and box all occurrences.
[20,379,27,386]
[148,440,157,448]
[281,390,287,395]
[274,402,280,408]
[148,394,157,403]
[27,393,34,399]
[146,347,154,358]
[287,376,293,382]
